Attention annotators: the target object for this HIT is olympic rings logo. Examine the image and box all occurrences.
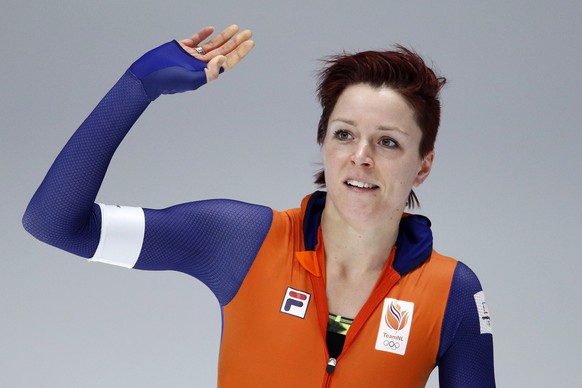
[383,340,400,350]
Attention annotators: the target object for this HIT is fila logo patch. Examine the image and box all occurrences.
[474,291,492,334]
[375,298,414,356]
[280,287,311,319]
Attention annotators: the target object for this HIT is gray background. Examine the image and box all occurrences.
[2,1,581,386]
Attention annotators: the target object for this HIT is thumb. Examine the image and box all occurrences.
[204,55,227,82]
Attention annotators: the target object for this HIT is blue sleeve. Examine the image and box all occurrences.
[22,41,271,305]
[136,200,272,305]
[437,262,496,387]
[22,70,150,257]
[22,40,209,254]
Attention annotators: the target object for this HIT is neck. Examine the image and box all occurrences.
[321,206,400,274]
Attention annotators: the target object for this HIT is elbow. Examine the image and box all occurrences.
[22,202,64,250]
[22,203,46,242]
[21,202,100,259]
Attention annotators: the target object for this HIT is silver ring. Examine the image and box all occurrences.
[194,46,206,55]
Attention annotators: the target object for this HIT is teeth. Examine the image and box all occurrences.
[346,180,377,189]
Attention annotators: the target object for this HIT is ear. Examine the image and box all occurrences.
[413,150,434,187]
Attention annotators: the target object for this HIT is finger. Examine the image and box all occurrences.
[187,28,252,62]
[204,55,227,82]
[222,40,255,71]
[179,26,215,48]
[199,24,239,53]
[208,29,252,58]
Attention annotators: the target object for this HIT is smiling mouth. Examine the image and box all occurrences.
[345,179,379,189]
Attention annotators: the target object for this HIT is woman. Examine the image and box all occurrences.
[23,25,495,387]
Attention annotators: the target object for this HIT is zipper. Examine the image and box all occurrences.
[326,357,337,374]
[309,232,401,387]
[323,357,336,387]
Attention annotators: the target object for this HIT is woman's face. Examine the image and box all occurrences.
[322,83,434,227]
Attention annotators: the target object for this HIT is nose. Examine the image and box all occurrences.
[351,140,374,167]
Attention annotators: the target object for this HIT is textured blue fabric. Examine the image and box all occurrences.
[393,215,433,275]
[129,41,208,100]
[23,45,273,306]
[303,191,326,250]
[23,71,150,257]
[437,262,496,387]
[136,200,272,305]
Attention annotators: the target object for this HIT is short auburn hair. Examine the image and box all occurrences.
[314,46,446,208]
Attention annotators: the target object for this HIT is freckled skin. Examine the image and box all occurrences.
[322,83,434,232]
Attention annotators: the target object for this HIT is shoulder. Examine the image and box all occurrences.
[423,251,483,291]
[451,261,484,295]
[431,252,484,290]
[264,206,304,247]
[438,258,493,354]
[432,254,489,329]
[448,260,492,334]
[443,258,487,312]
[436,259,496,385]
[416,252,492,338]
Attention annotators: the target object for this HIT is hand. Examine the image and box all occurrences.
[179,25,254,82]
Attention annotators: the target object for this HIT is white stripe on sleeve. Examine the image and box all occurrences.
[90,204,145,268]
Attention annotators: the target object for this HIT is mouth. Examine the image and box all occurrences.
[345,179,379,190]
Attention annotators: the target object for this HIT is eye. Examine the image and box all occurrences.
[379,137,399,148]
[333,129,352,141]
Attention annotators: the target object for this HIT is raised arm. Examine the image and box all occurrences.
[22,26,262,285]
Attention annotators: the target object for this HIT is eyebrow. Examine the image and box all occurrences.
[330,118,410,136]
